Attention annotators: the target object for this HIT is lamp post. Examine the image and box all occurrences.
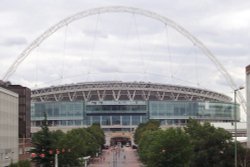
[234,86,244,167]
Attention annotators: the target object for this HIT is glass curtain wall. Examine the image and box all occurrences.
[149,101,238,121]
[31,101,85,126]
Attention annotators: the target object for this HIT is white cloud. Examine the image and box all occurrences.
[0,37,27,46]
[201,9,250,31]
[0,0,249,120]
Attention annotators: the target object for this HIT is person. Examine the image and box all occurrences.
[123,155,126,159]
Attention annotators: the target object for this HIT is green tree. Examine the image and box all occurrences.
[58,128,99,166]
[31,115,105,167]
[185,119,234,167]
[87,123,105,146]
[134,120,160,144]
[31,113,54,166]
[50,130,65,147]
[139,128,192,167]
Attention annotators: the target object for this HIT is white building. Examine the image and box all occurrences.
[246,65,250,147]
[0,87,19,167]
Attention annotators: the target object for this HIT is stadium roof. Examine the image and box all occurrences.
[31,81,232,102]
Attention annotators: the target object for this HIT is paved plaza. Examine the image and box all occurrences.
[89,147,143,167]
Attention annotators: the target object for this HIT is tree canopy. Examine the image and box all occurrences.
[87,123,105,146]
[31,116,105,167]
[136,119,250,167]
[134,120,160,144]
[184,119,234,167]
[30,113,55,166]
[139,128,192,167]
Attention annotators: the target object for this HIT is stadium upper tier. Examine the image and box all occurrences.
[31,81,231,103]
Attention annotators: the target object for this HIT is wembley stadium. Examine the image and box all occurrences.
[31,81,239,132]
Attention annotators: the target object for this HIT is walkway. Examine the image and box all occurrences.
[89,146,143,167]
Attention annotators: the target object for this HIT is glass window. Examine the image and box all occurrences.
[112,105,119,111]
[112,116,120,125]
[60,103,67,116]
[48,108,53,117]
[75,120,82,126]
[103,106,110,111]
[68,120,74,126]
[60,120,67,126]
[102,116,111,125]
[132,116,140,125]
[54,107,59,117]
[142,116,148,123]
[122,116,130,125]
[92,116,100,124]
[86,116,91,125]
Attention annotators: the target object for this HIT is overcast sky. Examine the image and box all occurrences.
[0,0,249,118]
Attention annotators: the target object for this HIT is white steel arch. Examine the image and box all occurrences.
[2,6,246,111]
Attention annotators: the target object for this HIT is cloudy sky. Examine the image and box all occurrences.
[0,0,249,118]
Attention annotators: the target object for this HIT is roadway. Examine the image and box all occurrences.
[89,146,143,167]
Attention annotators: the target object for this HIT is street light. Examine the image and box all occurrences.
[234,86,244,167]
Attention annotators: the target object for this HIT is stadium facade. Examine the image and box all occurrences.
[31,81,239,132]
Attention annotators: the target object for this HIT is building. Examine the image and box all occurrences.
[31,81,238,133]
[246,65,250,147]
[0,87,19,166]
[5,85,31,139]
[0,82,31,161]
[30,81,240,145]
